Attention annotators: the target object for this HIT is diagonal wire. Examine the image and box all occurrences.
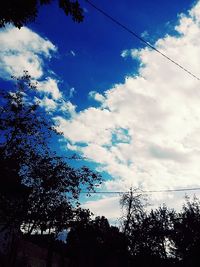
[85,0,200,81]
[81,187,200,195]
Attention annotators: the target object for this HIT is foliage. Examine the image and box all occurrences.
[66,216,129,267]
[120,187,148,235]
[119,190,200,266]
[0,73,102,235]
[0,0,84,28]
[170,196,200,266]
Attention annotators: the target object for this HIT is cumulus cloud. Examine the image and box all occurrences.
[55,1,200,219]
[2,3,200,221]
[0,25,74,114]
[0,26,56,79]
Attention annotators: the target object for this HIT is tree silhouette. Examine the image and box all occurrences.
[21,154,102,235]
[0,0,84,28]
[120,188,148,235]
[67,216,129,267]
[0,72,102,236]
[170,196,200,266]
[120,189,176,267]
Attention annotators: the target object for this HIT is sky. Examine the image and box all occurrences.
[1,0,200,222]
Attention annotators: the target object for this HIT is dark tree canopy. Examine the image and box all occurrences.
[170,196,200,266]
[118,190,200,267]
[0,73,102,235]
[66,216,129,267]
[0,0,84,28]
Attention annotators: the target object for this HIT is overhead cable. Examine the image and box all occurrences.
[81,187,200,194]
[85,0,200,81]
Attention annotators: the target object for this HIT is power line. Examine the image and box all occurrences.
[81,187,200,195]
[82,3,200,196]
[85,0,200,81]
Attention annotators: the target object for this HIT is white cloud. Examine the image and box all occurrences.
[36,96,57,111]
[56,1,200,220]
[35,95,76,116]
[2,4,200,222]
[89,91,105,103]
[0,26,56,79]
[82,195,121,222]
[0,25,66,112]
[121,49,140,60]
[37,77,62,100]
[59,101,77,117]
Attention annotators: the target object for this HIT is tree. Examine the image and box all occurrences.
[66,216,129,267]
[141,206,175,260]
[21,154,102,235]
[0,72,102,236]
[170,196,200,266]
[0,0,84,28]
[120,189,176,267]
[120,187,147,235]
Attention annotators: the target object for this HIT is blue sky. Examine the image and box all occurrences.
[29,0,194,110]
[1,0,200,221]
